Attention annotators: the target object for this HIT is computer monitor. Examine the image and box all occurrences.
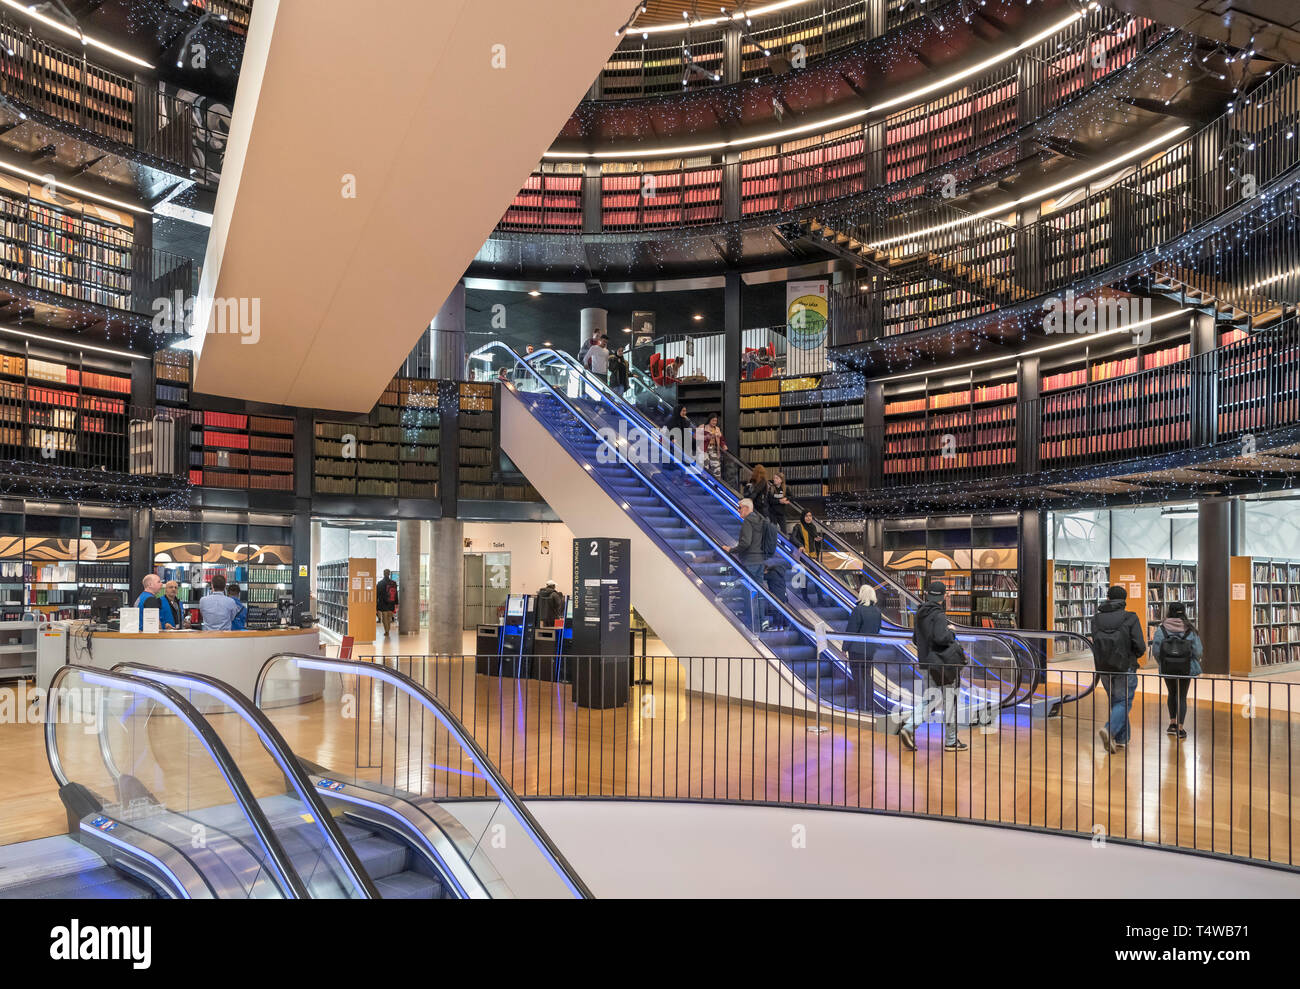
[91,591,125,624]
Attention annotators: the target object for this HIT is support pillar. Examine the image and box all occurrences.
[310,519,322,612]
[724,271,742,456]
[580,307,607,353]
[398,520,421,634]
[129,508,153,592]
[1198,498,1231,675]
[430,282,466,380]
[427,517,465,656]
[1019,508,1047,632]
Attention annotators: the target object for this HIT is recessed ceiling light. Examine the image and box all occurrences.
[528,290,541,297]
[543,340,552,346]
[693,314,703,321]
[622,327,631,332]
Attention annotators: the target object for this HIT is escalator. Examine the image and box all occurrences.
[514,344,1098,716]
[0,662,587,899]
[486,343,1030,721]
[1,665,313,899]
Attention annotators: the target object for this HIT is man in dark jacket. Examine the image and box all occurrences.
[534,580,565,625]
[724,498,769,632]
[1092,585,1147,753]
[899,580,967,752]
[376,570,399,637]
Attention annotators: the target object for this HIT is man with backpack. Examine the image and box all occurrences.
[376,569,399,637]
[1152,601,1203,740]
[724,498,773,632]
[899,580,968,752]
[1091,585,1147,753]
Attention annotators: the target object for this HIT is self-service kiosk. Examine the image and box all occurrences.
[496,594,530,676]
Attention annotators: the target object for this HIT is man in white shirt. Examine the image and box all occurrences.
[583,335,609,384]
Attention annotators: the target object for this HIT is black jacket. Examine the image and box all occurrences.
[1091,599,1147,671]
[913,600,962,683]
[744,480,773,519]
[376,578,398,612]
[535,588,565,624]
[733,511,768,565]
[845,602,882,661]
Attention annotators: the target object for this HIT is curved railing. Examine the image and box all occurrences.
[112,662,378,899]
[499,6,1163,234]
[255,653,594,899]
[45,664,308,898]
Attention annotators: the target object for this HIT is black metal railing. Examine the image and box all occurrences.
[0,397,192,480]
[366,654,1300,870]
[831,63,1300,344]
[0,12,201,170]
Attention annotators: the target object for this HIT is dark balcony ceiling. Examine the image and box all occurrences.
[551,0,1069,152]
[1113,0,1300,63]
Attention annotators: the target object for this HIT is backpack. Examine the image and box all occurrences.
[384,582,398,606]
[1091,623,1133,673]
[760,514,778,558]
[1159,629,1193,676]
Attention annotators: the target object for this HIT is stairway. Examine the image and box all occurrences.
[1150,267,1289,328]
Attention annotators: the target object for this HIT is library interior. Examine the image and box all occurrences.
[0,0,1299,913]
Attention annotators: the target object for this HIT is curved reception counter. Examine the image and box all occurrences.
[66,628,325,710]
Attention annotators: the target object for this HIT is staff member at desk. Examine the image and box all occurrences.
[160,580,185,629]
[135,574,177,630]
[198,574,244,631]
[226,582,248,631]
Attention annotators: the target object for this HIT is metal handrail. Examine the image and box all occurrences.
[45,663,310,899]
[254,652,594,899]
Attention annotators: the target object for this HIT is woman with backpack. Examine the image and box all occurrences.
[1152,601,1203,740]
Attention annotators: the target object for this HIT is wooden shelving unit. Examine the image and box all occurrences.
[190,411,294,490]
[314,557,376,643]
[882,371,1016,484]
[1048,559,1110,637]
[1229,556,1300,675]
[316,379,440,499]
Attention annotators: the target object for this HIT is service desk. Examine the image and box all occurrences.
[74,627,324,711]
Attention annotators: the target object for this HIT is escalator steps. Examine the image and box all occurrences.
[2,866,153,899]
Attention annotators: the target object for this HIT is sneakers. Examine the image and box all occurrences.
[1166,722,1178,735]
[899,726,916,751]
[1098,727,1116,753]
[1175,726,1188,740]
[944,739,969,752]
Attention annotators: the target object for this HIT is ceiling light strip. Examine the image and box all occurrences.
[633,0,814,36]
[547,9,1088,160]
[0,324,148,360]
[0,158,151,214]
[0,0,153,68]
[886,308,1189,381]
[871,125,1189,249]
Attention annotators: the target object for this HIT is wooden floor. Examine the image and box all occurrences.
[3,653,1299,869]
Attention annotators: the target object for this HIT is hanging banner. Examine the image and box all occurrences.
[785,279,829,350]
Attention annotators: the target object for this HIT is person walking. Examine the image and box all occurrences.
[376,569,399,637]
[1152,601,1203,740]
[845,583,883,708]
[724,498,769,632]
[743,465,777,524]
[1091,585,1147,753]
[609,347,630,394]
[769,469,792,527]
[899,580,967,752]
[695,413,726,479]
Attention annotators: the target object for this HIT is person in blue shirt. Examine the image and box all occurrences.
[134,574,169,628]
[159,580,184,630]
[198,573,243,631]
[226,582,248,631]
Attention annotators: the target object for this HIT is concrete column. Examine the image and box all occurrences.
[580,308,607,353]
[1019,508,1047,632]
[398,520,421,634]
[427,517,465,655]
[309,519,322,612]
[129,508,153,591]
[430,282,466,380]
[1198,498,1231,675]
[724,271,742,455]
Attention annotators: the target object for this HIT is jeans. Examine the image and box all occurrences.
[1164,676,1192,723]
[901,671,959,745]
[744,562,766,631]
[1102,671,1138,743]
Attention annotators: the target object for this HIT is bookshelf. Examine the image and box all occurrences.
[154,351,191,408]
[882,372,1016,484]
[0,172,135,310]
[316,379,440,499]
[314,557,376,643]
[1048,559,1109,637]
[1228,556,1300,675]
[738,373,863,500]
[675,381,723,425]
[0,342,131,468]
[884,516,1019,625]
[456,382,539,502]
[190,411,294,490]
[1110,557,1197,633]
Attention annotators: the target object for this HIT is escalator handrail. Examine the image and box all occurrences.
[111,662,380,900]
[488,342,927,656]
[527,345,1102,689]
[255,653,594,900]
[44,664,311,900]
